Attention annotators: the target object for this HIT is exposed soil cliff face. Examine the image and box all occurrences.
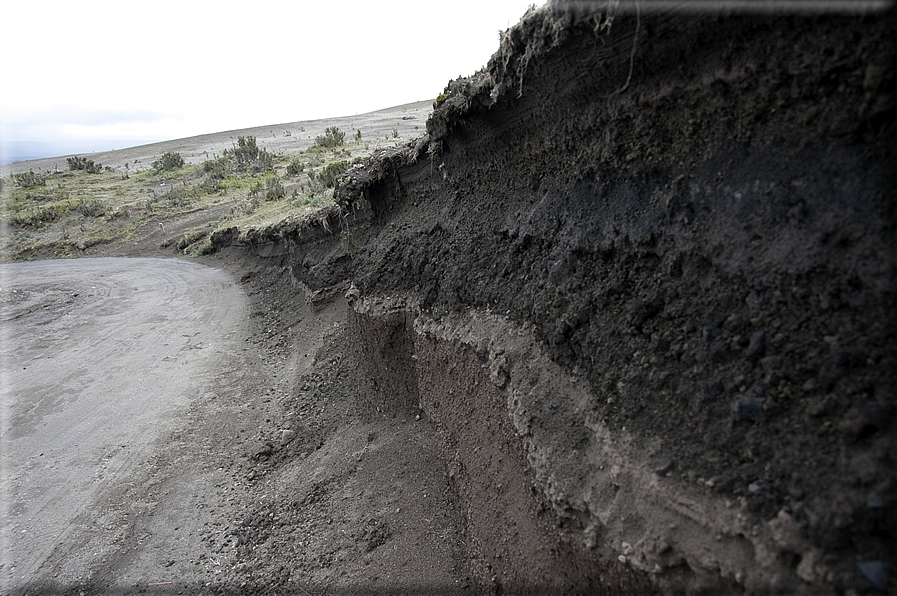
[232,3,895,594]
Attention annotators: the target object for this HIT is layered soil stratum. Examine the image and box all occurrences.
[3,1,896,595]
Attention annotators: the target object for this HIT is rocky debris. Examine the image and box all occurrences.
[730,396,766,423]
[858,560,889,592]
[251,441,274,460]
[744,329,766,362]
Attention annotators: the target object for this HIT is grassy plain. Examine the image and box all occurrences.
[0,102,430,261]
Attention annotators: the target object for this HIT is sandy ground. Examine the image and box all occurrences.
[0,251,475,595]
[0,258,249,592]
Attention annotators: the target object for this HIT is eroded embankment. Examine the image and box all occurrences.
[222,3,896,594]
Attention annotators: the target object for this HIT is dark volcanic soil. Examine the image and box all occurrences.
[7,2,895,595]
[215,2,896,595]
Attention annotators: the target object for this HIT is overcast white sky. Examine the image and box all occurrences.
[1,0,541,154]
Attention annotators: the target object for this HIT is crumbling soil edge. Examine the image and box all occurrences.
[210,2,897,594]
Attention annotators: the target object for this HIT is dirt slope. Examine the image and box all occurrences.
[219,2,896,594]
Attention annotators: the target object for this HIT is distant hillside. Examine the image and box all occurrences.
[0,100,432,176]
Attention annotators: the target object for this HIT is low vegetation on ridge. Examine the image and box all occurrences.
[0,119,420,260]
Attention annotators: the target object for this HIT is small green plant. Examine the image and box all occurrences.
[225,137,274,173]
[12,170,47,188]
[355,129,362,142]
[199,177,224,194]
[67,156,103,174]
[253,148,274,173]
[24,188,69,203]
[392,128,399,139]
[11,204,62,227]
[202,156,233,180]
[153,152,185,171]
[76,198,106,217]
[314,126,345,148]
[230,136,259,169]
[249,179,264,199]
[318,160,349,188]
[265,175,285,201]
[164,183,197,206]
[433,93,448,108]
[286,159,305,177]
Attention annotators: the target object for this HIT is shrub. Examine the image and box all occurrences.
[153,152,185,171]
[286,159,305,177]
[67,156,85,170]
[252,148,274,173]
[266,175,285,201]
[231,136,259,170]
[66,156,103,174]
[227,137,273,173]
[76,198,106,217]
[355,129,362,142]
[13,170,47,188]
[165,184,197,206]
[26,188,68,203]
[11,204,61,227]
[202,156,233,180]
[318,160,349,188]
[199,177,224,194]
[433,93,448,108]
[314,126,345,148]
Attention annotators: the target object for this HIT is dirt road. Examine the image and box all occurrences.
[0,258,250,592]
[0,257,474,595]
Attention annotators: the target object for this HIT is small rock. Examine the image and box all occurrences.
[702,325,722,342]
[796,549,821,582]
[706,378,725,398]
[745,290,761,310]
[867,495,885,509]
[745,330,766,361]
[858,560,888,591]
[76,241,86,251]
[489,355,509,388]
[652,456,674,475]
[731,397,765,423]
[840,404,889,441]
[253,442,274,459]
[279,429,296,446]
